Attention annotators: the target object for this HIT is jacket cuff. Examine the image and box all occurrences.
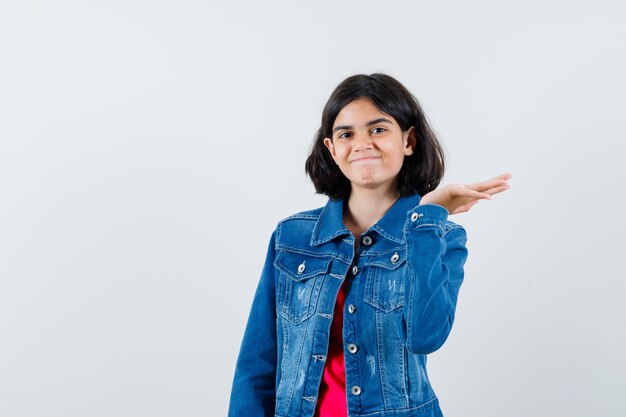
[404,203,449,231]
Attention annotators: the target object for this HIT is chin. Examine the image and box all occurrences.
[354,175,376,185]
[354,180,385,189]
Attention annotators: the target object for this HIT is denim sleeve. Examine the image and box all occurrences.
[228,230,278,417]
[402,203,469,354]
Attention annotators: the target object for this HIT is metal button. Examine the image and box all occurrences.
[297,262,306,274]
[352,265,359,275]
[347,343,358,354]
[348,304,356,314]
[362,235,373,246]
[411,212,422,221]
[390,252,400,264]
[351,385,361,395]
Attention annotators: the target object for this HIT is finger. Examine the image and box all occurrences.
[470,173,512,189]
[470,178,510,192]
[474,184,510,197]
[489,172,512,181]
[484,184,511,196]
[463,188,492,200]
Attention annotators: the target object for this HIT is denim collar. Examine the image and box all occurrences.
[310,192,422,246]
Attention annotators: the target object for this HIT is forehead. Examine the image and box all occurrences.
[333,98,398,127]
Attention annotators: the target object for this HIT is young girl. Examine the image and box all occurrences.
[228,73,511,417]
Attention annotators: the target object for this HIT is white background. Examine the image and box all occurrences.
[1,1,624,416]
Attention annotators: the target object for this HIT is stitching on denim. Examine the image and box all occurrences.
[397,332,408,406]
[275,222,282,248]
[444,221,462,231]
[301,277,321,324]
[443,223,465,238]
[413,223,445,232]
[276,318,289,416]
[309,202,351,245]
[311,227,352,246]
[307,330,329,412]
[274,253,331,281]
[366,256,406,270]
[277,205,351,247]
[373,269,381,310]
[276,246,335,258]
[276,272,288,323]
[285,317,309,412]
[353,395,439,416]
[364,266,404,312]
[275,267,322,325]
[310,203,328,244]
[363,267,374,308]
[406,257,416,352]
[276,245,351,264]
[375,309,391,407]
[403,347,410,407]
[282,214,319,221]
[370,224,404,244]
[279,206,323,223]
[359,245,405,257]
[348,302,364,407]
[309,275,325,323]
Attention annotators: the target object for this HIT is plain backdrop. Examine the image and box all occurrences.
[1,1,625,416]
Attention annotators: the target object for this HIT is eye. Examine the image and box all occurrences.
[371,127,387,134]
[338,131,352,139]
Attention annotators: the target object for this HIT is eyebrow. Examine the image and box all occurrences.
[333,118,393,134]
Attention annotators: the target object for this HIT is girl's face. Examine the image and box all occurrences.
[323,97,415,195]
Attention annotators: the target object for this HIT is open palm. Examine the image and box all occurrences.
[420,173,512,215]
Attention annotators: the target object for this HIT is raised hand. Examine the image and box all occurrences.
[420,173,512,215]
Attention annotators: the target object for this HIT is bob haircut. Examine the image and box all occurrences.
[305,73,445,201]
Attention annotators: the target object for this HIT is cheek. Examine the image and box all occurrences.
[386,149,407,168]
[334,147,350,161]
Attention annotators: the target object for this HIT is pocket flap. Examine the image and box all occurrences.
[368,250,406,270]
[274,251,331,281]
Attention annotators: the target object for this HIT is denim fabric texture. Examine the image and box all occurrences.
[228,192,469,417]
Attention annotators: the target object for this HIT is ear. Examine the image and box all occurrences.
[323,137,336,158]
[403,127,416,156]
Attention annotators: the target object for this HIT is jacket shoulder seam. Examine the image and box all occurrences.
[278,207,323,224]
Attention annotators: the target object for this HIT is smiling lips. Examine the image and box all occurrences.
[350,156,380,163]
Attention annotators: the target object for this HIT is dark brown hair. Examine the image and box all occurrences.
[305,73,445,200]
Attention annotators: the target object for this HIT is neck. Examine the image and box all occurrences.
[343,183,400,239]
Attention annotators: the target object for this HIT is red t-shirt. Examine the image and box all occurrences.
[314,279,348,417]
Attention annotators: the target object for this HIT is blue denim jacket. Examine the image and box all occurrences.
[228,192,469,417]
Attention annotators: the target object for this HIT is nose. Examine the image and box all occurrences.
[353,130,373,151]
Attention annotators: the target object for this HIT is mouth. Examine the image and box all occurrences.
[350,156,380,163]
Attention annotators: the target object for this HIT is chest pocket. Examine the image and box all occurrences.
[274,250,331,325]
[364,250,407,313]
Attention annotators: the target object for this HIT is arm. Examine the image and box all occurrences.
[228,230,278,417]
[402,204,469,354]
[400,172,510,353]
